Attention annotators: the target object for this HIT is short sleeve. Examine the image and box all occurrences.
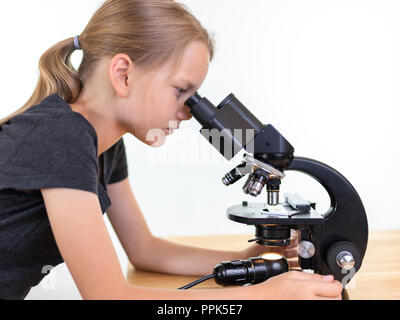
[0,112,99,195]
[107,138,128,184]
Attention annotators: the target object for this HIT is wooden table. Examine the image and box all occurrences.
[127,231,400,300]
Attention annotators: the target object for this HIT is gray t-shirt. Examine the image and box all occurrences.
[0,94,128,299]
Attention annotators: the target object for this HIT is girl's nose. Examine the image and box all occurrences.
[176,107,192,121]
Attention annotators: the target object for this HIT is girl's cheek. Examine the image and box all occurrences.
[176,108,192,121]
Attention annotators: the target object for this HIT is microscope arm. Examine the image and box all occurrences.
[287,157,368,277]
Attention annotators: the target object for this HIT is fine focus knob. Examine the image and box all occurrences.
[336,251,355,270]
[297,241,315,259]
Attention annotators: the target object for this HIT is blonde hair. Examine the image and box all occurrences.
[0,0,214,126]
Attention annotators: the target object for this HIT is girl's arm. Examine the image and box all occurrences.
[106,178,241,276]
[40,187,249,299]
[106,178,298,277]
[41,187,341,300]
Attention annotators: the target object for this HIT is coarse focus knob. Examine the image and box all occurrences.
[326,241,361,279]
[336,251,355,270]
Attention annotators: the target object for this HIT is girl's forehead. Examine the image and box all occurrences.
[166,42,210,84]
[140,41,210,86]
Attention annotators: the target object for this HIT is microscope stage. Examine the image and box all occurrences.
[227,202,324,226]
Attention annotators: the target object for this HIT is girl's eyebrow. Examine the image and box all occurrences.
[177,78,196,90]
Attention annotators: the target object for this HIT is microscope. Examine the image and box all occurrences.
[181,93,368,297]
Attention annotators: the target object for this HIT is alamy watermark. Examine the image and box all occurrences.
[41,265,56,290]
[145,121,256,165]
[341,267,357,290]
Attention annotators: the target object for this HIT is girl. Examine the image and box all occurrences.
[0,0,342,300]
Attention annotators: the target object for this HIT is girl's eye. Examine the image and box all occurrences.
[176,87,188,97]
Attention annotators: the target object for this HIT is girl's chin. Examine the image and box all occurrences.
[133,127,170,148]
[150,137,166,148]
[145,133,167,148]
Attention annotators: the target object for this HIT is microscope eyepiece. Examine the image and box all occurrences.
[184,93,218,127]
[184,92,266,160]
[184,93,202,109]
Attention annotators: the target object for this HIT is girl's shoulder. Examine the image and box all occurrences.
[0,94,99,195]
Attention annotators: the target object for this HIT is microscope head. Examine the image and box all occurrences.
[185,92,295,205]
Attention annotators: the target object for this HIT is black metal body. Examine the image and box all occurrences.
[227,156,369,284]
[185,93,369,288]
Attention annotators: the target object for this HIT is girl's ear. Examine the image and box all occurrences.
[108,54,135,98]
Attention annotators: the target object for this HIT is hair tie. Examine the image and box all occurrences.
[73,35,81,50]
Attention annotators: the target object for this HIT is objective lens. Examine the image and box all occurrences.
[267,179,281,205]
[267,191,280,205]
[222,161,250,186]
[243,170,269,197]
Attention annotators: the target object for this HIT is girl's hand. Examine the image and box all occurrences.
[250,270,343,300]
[240,229,300,268]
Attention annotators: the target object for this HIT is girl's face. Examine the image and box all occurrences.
[118,41,210,147]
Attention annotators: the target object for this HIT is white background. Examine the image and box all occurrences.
[0,0,398,299]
